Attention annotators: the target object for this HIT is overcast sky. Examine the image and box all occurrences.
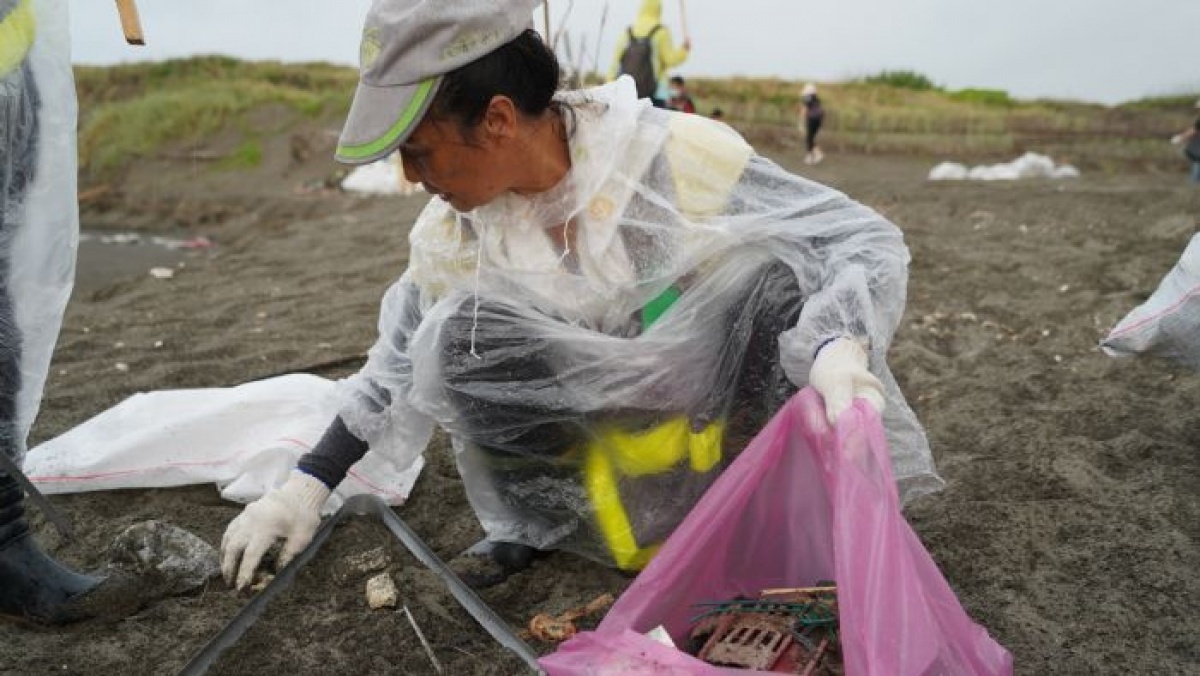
[69,0,1199,106]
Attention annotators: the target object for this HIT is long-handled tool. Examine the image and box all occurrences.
[179,494,544,675]
[678,0,690,44]
[114,0,145,45]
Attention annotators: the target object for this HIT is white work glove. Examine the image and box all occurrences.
[220,470,330,590]
[1171,134,1185,145]
[809,337,886,425]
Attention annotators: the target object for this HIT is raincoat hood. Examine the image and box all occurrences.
[632,0,663,34]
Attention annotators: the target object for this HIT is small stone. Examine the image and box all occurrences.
[114,362,130,372]
[149,267,174,279]
[154,340,164,348]
[366,573,399,609]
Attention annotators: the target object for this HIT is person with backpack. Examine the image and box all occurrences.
[221,0,939,592]
[1169,99,1200,183]
[609,0,690,107]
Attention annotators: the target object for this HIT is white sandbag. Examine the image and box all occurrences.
[24,374,423,513]
[928,162,968,181]
[1101,233,1200,370]
[1010,152,1056,178]
[340,155,424,196]
[929,152,1079,182]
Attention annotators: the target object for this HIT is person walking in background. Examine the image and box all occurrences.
[1169,99,1200,183]
[800,82,826,165]
[609,0,690,107]
[665,75,696,113]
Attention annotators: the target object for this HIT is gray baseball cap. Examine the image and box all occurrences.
[335,0,543,165]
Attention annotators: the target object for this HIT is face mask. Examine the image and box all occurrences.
[669,88,682,98]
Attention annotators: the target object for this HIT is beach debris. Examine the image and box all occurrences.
[402,605,444,673]
[334,546,390,584]
[249,572,275,593]
[114,362,130,372]
[181,236,213,250]
[149,267,175,279]
[529,613,578,642]
[98,232,141,245]
[365,572,399,609]
[524,592,616,643]
[685,585,842,674]
[928,152,1079,181]
[108,520,220,597]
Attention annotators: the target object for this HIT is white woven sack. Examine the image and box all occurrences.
[1102,233,1200,370]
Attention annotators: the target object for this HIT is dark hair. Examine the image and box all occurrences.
[669,75,685,86]
[427,29,566,137]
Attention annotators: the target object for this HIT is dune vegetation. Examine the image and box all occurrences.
[74,58,1197,176]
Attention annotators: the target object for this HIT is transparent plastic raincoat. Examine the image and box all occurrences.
[337,78,941,568]
[1,0,79,466]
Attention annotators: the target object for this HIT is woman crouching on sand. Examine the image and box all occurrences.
[221,0,940,590]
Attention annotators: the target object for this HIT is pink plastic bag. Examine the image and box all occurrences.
[541,388,1013,675]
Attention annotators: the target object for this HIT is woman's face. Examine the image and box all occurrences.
[398,116,509,212]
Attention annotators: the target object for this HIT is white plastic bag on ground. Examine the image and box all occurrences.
[928,162,968,181]
[929,152,1079,181]
[1102,233,1200,370]
[24,374,423,513]
[340,154,424,196]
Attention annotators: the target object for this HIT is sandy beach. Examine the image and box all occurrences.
[2,128,1197,674]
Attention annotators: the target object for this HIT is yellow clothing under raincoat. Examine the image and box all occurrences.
[608,0,689,100]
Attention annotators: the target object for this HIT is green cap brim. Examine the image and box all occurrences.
[335,77,440,165]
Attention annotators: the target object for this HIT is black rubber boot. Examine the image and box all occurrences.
[0,473,103,625]
[449,539,544,591]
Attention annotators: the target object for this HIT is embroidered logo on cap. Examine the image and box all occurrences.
[360,26,382,70]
